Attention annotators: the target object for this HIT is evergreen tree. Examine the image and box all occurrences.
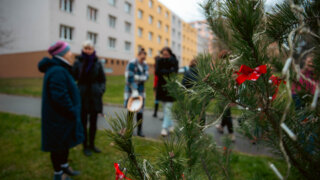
[198,0,320,179]
[105,0,319,179]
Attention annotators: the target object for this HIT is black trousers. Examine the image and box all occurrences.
[50,149,69,172]
[81,111,98,148]
[127,111,143,133]
[221,108,233,134]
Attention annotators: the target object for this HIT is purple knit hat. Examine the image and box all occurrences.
[48,41,71,57]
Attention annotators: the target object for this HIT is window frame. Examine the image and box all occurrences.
[108,15,117,28]
[59,25,74,41]
[108,37,117,49]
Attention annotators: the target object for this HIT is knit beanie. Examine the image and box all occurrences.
[48,41,71,57]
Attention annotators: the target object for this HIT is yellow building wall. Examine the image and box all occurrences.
[182,22,198,66]
[135,0,171,64]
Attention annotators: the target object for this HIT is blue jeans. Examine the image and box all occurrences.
[162,102,173,129]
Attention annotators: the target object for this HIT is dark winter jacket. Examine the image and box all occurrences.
[155,56,179,102]
[182,66,198,89]
[72,56,106,113]
[38,56,84,152]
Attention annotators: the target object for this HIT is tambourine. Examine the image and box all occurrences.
[127,96,143,112]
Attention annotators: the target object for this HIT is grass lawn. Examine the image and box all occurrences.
[0,112,301,180]
[0,76,156,108]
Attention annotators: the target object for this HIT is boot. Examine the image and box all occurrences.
[90,145,102,153]
[153,102,159,118]
[137,113,145,137]
[83,144,92,156]
[61,165,81,176]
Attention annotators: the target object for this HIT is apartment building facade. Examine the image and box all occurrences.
[134,0,171,64]
[182,22,197,66]
[0,0,135,77]
[0,0,200,78]
[170,12,183,66]
[190,20,216,55]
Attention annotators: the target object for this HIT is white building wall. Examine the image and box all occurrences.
[49,0,135,60]
[0,0,135,61]
[170,13,182,66]
[0,0,51,54]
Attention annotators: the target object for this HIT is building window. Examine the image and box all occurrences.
[172,28,176,37]
[60,0,73,13]
[157,21,161,29]
[138,27,143,37]
[178,44,181,50]
[165,11,169,18]
[138,9,143,19]
[178,20,181,26]
[165,39,168,46]
[178,32,181,39]
[125,22,131,33]
[125,41,131,52]
[124,2,131,14]
[109,15,117,28]
[172,41,175,49]
[157,6,161,14]
[87,32,98,45]
[172,16,175,24]
[165,25,169,32]
[108,0,116,6]
[148,32,153,41]
[59,25,73,41]
[87,6,98,21]
[149,0,153,8]
[138,45,143,52]
[108,37,116,49]
[148,15,153,24]
[157,35,161,44]
[148,48,153,57]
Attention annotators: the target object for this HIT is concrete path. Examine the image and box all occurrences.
[0,93,272,156]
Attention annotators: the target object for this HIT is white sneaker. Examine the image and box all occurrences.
[161,129,168,136]
[169,126,175,133]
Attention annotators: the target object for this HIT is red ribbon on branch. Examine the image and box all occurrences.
[269,75,286,100]
[114,163,131,180]
[235,65,267,85]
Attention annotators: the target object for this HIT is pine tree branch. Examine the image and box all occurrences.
[200,157,213,180]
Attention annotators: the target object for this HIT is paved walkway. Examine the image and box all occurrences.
[0,93,272,156]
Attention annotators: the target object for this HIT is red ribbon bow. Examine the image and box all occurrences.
[114,163,131,180]
[236,65,267,85]
[269,75,286,100]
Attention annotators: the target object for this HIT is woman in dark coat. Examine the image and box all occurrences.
[39,41,84,180]
[155,47,179,136]
[73,41,106,156]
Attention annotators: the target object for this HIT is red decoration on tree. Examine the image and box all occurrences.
[269,75,286,100]
[114,163,131,180]
[235,65,267,85]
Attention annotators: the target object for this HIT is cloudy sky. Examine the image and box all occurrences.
[158,0,284,22]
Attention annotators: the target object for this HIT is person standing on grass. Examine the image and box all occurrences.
[72,40,106,156]
[124,48,149,137]
[156,47,179,136]
[38,41,84,180]
[153,56,160,118]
